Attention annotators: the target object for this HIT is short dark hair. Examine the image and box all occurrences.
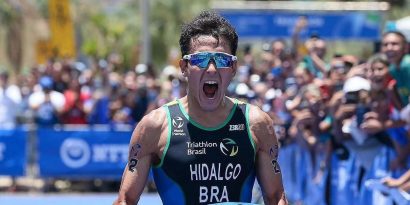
[382,31,408,45]
[179,10,238,57]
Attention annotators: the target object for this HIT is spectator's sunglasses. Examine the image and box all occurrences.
[183,52,237,69]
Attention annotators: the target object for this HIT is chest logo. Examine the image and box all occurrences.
[229,124,245,131]
[219,138,238,157]
[172,116,184,129]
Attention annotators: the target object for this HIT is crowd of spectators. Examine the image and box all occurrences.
[1,21,410,203]
[0,55,184,128]
[239,28,410,204]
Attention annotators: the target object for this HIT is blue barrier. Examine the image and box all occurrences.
[37,126,132,179]
[330,153,360,205]
[0,128,27,176]
[278,144,299,202]
[1,125,408,204]
[219,11,382,40]
[303,149,327,205]
[279,143,327,205]
[360,146,397,205]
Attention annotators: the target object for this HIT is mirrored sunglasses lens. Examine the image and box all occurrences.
[190,53,210,68]
[214,53,231,68]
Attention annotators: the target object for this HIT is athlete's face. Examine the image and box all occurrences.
[180,35,237,111]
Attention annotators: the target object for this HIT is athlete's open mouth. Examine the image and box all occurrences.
[203,81,218,98]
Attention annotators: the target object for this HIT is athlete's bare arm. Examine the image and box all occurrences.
[249,105,288,205]
[114,107,168,205]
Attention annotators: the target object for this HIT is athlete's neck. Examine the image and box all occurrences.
[180,96,235,128]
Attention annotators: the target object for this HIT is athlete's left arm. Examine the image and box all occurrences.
[249,105,288,205]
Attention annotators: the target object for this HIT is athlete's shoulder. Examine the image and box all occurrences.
[247,104,276,148]
[247,103,271,125]
[136,106,168,133]
[129,106,168,152]
[234,98,247,105]
[164,100,179,107]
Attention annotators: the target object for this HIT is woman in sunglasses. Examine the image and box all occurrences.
[114,10,287,205]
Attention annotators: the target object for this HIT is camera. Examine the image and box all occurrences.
[355,104,370,126]
[344,91,360,104]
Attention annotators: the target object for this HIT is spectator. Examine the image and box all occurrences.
[381,31,410,105]
[28,76,65,126]
[61,79,88,124]
[0,71,22,128]
[326,54,350,92]
[109,88,134,125]
[131,87,149,123]
[271,39,287,68]
[368,53,403,110]
[285,66,315,112]
[87,89,111,124]
[300,36,328,78]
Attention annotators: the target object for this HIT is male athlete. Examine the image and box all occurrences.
[114,11,287,205]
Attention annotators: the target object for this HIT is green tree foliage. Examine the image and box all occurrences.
[70,0,210,71]
[10,0,409,73]
[150,0,210,69]
[0,1,24,76]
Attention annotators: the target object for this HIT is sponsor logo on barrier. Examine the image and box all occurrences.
[60,138,128,169]
[92,144,128,163]
[60,138,91,168]
[0,143,5,161]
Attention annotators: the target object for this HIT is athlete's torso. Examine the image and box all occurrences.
[153,99,256,205]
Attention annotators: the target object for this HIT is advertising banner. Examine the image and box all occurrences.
[38,126,132,178]
[221,11,382,40]
[0,128,27,176]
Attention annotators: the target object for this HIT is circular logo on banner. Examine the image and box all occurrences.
[60,138,91,168]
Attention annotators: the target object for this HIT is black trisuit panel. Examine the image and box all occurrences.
[152,99,256,205]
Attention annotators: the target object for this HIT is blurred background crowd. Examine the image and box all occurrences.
[1,0,410,205]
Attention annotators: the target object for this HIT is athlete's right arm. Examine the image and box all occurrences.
[114,108,167,205]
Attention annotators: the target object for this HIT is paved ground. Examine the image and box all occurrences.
[0,193,162,205]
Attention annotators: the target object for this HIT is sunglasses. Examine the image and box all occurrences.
[183,52,237,69]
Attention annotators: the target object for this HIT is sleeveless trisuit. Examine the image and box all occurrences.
[152,99,256,205]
